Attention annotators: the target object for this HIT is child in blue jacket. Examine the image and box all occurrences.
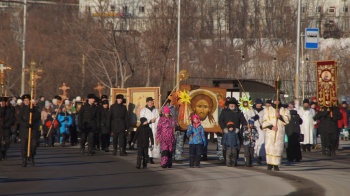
[243,119,259,167]
[187,114,207,168]
[222,121,240,167]
[58,107,73,147]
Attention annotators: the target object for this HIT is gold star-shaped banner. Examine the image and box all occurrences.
[179,90,191,104]
[239,96,252,111]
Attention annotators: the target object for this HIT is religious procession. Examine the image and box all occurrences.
[1,62,348,172]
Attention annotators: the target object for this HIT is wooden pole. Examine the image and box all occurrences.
[274,76,280,143]
[27,71,35,157]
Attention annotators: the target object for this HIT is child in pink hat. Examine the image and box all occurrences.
[187,114,207,168]
[156,106,175,168]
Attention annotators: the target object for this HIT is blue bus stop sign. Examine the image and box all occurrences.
[305,28,319,49]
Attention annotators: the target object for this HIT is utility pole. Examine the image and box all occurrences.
[295,0,302,105]
[21,0,27,95]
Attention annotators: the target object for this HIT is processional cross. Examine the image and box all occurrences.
[59,83,70,100]
[94,82,105,98]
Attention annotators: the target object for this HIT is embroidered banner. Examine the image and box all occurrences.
[316,61,337,107]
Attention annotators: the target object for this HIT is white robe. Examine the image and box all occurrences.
[253,108,266,158]
[140,107,160,158]
[262,106,290,166]
[298,108,316,145]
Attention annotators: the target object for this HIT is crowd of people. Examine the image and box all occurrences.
[0,93,349,171]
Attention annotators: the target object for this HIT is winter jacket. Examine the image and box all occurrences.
[18,104,41,139]
[314,107,342,134]
[58,112,73,134]
[219,108,247,130]
[100,107,110,134]
[243,127,259,147]
[285,110,303,136]
[78,103,100,133]
[108,103,128,133]
[338,107,348,128]
[222,129,240,150]
[133,124,154,148]
[186,124,207,146]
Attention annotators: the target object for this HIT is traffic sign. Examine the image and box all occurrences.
[305,28,319,49]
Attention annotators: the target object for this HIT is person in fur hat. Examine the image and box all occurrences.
[132,117,154,169]
[187,114,207,168]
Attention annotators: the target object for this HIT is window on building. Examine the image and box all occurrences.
[110,5,115,12]
[301,6,306,13]
[123,6,128,13]
[328,7,336,13]
[344,6,349,13]
[316,6,322,13]
[139,6,145,13]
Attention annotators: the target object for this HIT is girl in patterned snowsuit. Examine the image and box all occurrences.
[156,106,175,168]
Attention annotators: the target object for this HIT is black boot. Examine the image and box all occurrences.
[267,164,273,170]
[80,148,85,155]
[22,158,27,167]
[149,157,155,164]
[30,157,35,166]
[113,148,117,156]
[120,147,127,156]
[273,165,280,171]
[143,157,148,168]
[301,145,306,152]
[136,156,142,169]
[257,157,262,165]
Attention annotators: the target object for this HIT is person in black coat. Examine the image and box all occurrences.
[17,94,41,167]
[100,100,110,152]
[285,108,303,162]
[314,106,342,156]
[0,97,16,160]
[218,97,247,163]
[131,117,154,169]
[108,94,129,156]
[78,94,100,156]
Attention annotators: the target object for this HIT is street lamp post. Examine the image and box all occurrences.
[21,0,27,95]
[295,0,302,105]
[176,0,181,90]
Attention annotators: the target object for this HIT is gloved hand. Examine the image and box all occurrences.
[150,145,154,151]
[260,126,263,130]
[131,142,134,146]
[235,128,240,133]
[253,114,259,120]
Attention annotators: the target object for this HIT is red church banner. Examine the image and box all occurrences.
[316,60,337,107]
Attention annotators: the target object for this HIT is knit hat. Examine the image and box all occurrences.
[17,99,23,105]
[140,117,148,125]
[163,106,170,114]
[76,96,82,101]
[52,98,57,105]
[65,100,70,105]
[255,98,263,104]
[191,114,200,121]
[45,100,50,107]
[227,121,234,128]
[342,101,347,105]
[266,99,272,104]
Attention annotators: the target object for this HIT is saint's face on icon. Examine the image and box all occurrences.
[321,70,331,82]
[194,99,210,120]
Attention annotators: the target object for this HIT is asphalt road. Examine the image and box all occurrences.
[1,139,349,196]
